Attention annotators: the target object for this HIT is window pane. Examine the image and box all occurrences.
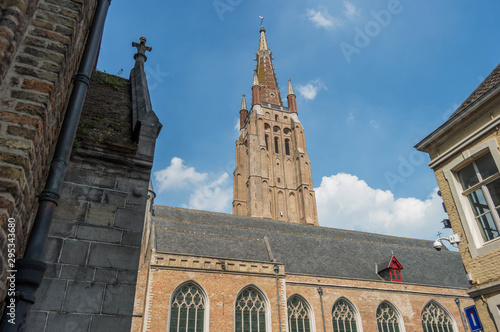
[487,178,500,208]
[458,163,479,189]
[170,284,206,332]
[376,302,400,332]
[476,212,499,242]
[421,301,454,332]
[287,296,311,332]
[332,299,358,332]
[236,288,266,332]
[476,153,498,180]
[467,189,490,217]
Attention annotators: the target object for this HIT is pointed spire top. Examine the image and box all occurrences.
[258,18,269,52]
[240,94,247,111]
[253,71,259,86]
[287,78,295,96]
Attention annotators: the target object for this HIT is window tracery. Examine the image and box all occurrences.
[421,301,455,332]
[287,296,311,332]
[235,287,267,332]
[376,302,401,332]
[332,298,358,332]
[169,283,206,332]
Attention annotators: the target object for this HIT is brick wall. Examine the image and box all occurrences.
[0,0,98,304]
[141,252,473,332]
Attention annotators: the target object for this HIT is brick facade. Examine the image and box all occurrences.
[138,251,473,332]
[0,0,98,303]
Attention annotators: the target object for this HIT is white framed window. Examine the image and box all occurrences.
[331,297,362,332]
[376,301,405,332]
[235,286,270,332]
[287,294,316,332]
[444,138,500,257]
[421,300,458,332]
[168,281,209,332]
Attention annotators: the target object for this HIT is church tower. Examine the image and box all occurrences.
[232,26,319,226]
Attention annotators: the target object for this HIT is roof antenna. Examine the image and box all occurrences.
[259,16,264,27]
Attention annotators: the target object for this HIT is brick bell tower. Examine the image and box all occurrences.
[232,26,319,226]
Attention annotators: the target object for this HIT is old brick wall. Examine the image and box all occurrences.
[23,72,160,331]
[0,0,98,304]
[142,252,473,332]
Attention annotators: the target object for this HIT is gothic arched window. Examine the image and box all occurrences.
[285,139,290,155]
[274,137,279,153]
[421,301,456,332]
[376,302,402,332]
[169,282,206,332]
[235,287,267,332]
[332,298,359,332]
[287,295,312,332]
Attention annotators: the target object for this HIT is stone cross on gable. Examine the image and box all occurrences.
[132,36,152,62]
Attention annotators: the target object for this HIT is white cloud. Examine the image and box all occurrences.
[297,79,327,101]
[369,119,380,128]
[343,1,359,19]
[188,173,232,212]
[306,8,337,29]
[154,157,207,192]
[315,173,449,240]
[154,157,232,213]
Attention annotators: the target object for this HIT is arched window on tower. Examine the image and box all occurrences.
[265,135,269,151]
[169,282,206,331]
[376,301,403,332]
[421,301,456,332]
[274,137,279,153]
[275,114,279,121]
[287,295,312,332]
[331,298,359,332]
[235,287,267,332]
[285,139,290,155]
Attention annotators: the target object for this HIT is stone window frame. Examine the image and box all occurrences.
[286,294,316,332]
[234,285,271,332]
[375,301,406,332]
[444,138,500,257]
[420,300,458,332]
[167,280,210,332]
[331,297,363,332]
[487,292,500,329]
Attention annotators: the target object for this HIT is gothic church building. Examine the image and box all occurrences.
[132,27,473,332]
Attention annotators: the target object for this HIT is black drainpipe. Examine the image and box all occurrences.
[318,287,326,332]
[273,265,282,332]
[455,298,469,332]
[0,0,111,330]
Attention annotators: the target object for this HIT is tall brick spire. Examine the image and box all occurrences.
[233,26,319,226]
[255,26,282,106]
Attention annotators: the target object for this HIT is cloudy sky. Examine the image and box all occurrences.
[97,1,500,242]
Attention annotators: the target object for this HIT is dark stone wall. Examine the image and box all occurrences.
[24,72,160,331]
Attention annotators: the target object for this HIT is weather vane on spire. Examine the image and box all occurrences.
[259,16,264,27]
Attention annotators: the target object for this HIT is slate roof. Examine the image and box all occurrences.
[152,205,469,289]
[450,63,500,118]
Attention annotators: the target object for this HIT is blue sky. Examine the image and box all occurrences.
[97,0,500,242]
